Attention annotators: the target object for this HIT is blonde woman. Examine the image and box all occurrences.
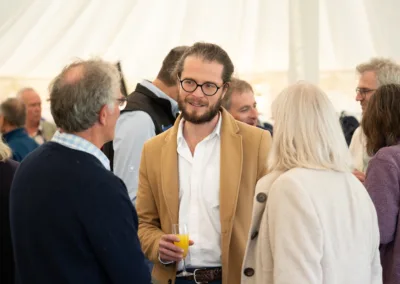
[241,82,382,284]
[0,138,18,284]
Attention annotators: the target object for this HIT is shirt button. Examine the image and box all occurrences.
[244,267,255,277]
[256,193,267,203]
[251,231,259,240]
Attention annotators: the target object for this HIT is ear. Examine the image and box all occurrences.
[221,82,230,99]
[98,105,108,126]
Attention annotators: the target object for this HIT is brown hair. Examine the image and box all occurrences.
[221,78,254,110]
[173,42,234,83]
[156,46,188,86]
[362,84,400,155]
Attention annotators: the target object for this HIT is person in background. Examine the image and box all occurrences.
[242,82,381,284]
[17,87,57,144]
[363,84,400,284]
[350,58,400,182]
[136,42,271,284]
[221,78,258,126]
[0,98,38,161]
[113,46,188,204]
[10,59,150,284]
[0,139,18,284]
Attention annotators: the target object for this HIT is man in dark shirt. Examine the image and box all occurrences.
[10,59,150,284]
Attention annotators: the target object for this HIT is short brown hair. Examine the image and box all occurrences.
[173,42,234,83]
[156,46,188,86]
[362,84,400,155]
[221,78,254,110]
[0,98,26,127]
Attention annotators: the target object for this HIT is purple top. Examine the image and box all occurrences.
[365,144,400,284]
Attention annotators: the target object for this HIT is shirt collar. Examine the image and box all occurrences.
[141,80,179,115]
[51,131,110,170]
[177,112,222,147]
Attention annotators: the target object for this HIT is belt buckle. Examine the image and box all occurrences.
[193,268,207,284]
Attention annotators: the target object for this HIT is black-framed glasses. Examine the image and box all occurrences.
[179,78,224,96]
[356,87,376,98]
[116,97,127,110]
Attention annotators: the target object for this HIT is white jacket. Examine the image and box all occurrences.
[241,168,381,284]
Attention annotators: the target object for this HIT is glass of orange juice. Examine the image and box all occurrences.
[172,223,193,277]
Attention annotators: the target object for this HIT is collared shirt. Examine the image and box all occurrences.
[51,131,110,170]
[349,126,371,173]
[113,81,178,204]
[31,120,46,145]
[177,114,222,268]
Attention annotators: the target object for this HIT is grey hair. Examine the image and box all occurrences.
[0,98,26,127]
[49,59,120,133]
[356,57,400,86]
[221,78,254,110]
[16,87,37,99]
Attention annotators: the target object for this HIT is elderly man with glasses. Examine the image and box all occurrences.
[350,58,400,182]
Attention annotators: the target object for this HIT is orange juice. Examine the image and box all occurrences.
[174,234,189,257]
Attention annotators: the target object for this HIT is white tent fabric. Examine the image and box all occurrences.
[1,0,399,120]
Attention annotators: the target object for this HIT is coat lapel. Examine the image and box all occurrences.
[219,109,243,235]
[160,117,181,227]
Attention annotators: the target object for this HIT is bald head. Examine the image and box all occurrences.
[17,87,42,125]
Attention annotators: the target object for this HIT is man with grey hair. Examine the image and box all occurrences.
[350,57,400,181]
[221,78,259,126]
[17,87,57,145]
[0,98,38,161]
[10,59,151,284]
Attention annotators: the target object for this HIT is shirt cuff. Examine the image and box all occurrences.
[158,253,174,265]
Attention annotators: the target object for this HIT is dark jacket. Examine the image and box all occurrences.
[10,142,151,284]
[0,159,19,284]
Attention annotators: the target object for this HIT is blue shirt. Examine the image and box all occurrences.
[51,131,110,170]
[3,128,38,162]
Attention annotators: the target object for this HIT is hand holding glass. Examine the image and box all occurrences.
[172,224,193,277]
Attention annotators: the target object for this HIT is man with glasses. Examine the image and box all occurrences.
[350,58,400,181]
[136,42,271,284]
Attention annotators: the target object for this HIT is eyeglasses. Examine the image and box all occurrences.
[355,87,376,98]
[179,78,224,96]
[116,97,127,111]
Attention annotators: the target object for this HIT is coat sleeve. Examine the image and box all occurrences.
[267,177,323,284]
[136,142,165,263]
[365,156,400,245]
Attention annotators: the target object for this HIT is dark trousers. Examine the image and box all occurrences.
[175,279,222,284]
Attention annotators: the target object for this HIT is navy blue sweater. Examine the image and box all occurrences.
[10,142,151,284]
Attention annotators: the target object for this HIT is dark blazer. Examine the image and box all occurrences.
[0,159,19,284]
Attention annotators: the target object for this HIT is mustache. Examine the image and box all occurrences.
[185,96,208,106]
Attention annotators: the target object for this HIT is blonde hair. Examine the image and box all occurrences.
[356,57,400,86]
[0,138,11,162]
[268,81,352,172]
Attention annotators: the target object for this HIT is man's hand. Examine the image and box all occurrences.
[353,169,366,183]
[158,234,194,263]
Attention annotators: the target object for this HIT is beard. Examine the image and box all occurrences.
[178,94,222,124]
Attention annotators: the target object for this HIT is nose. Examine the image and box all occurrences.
[355,91,363,102]
[191,85,205,98]
[250,107,258,118]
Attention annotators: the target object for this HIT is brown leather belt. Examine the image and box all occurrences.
[177,267,222,283]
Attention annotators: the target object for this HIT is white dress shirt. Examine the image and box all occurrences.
[177,114,222,268]
[113,80,178,204]
[349,126,371,173]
